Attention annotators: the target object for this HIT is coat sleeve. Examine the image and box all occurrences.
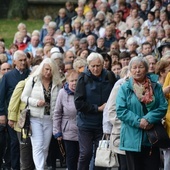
[21,77,39,107]
[8,81,25,121]
[74,74,98,114]
[0,75,7,116]
[116,85,141,128]
[53,89,64,138]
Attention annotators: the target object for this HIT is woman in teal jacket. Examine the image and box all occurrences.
[116,56,168,170]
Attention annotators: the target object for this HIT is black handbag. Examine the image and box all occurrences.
[146,122,170,149]
[141,102,170,149]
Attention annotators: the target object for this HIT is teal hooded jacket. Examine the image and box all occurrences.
[116,75,168,152]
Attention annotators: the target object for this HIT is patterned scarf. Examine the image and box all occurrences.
[133,77,153,104]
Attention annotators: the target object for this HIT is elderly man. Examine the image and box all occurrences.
[87,35,97,52]
[25,35,42,57]
[0,50,30,170]
[0,62,11,169]
[64,50,75,63]
[0,62,11,80]
[78,21,98,40]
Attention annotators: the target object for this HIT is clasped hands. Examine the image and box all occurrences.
[139,118,153,130]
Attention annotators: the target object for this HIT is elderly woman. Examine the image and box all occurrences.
[74,52,117,170]
[53,69,79,170]
[21,58,62,170]
[103,66,129,170]
[116,56,168,170]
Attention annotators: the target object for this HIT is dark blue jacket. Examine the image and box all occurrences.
[0,68,30,116]
[74,67,115,129]
[54,15,71,30]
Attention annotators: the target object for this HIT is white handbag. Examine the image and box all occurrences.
[95,134,119,168]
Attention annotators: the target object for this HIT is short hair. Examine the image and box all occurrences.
[87,52,104,65]
[13,50,26,61]
[66,69,79,81]
[31,58,61,85]
[112,60,122,68]
[126,37,138,46]
[17,23,26,30]
[129,56,149,73]
[44,15,52,21]
[147,11,155,18]
[48,21,57,29]
[73,57,87,71]
[32,30,40,37]
[141,42,152,49]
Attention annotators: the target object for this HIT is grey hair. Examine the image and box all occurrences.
[128,56,149,73]
[13,50,26,60]
[30,58,61,85]
[87,52,104,65]
[44,15,52,21]
[73,57,87,71]
[48,21,57,29]
[126,37,138,46]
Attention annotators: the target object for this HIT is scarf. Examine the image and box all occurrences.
[133,77,153,104]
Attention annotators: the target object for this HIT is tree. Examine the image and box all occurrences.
[7,0,28,19]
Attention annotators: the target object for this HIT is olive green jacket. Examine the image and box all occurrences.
[8,79,27,132]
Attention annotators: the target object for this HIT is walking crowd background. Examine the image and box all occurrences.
[0,0,170,169]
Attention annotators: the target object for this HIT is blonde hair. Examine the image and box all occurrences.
[30,58,61,85]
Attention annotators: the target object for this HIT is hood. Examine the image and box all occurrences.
[64,82,74,95]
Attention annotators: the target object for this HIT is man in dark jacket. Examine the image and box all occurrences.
[74,52,117,170]
[0,50,30,170]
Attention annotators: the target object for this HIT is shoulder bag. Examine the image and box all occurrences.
[141,102,170,149]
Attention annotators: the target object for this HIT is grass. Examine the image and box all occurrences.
[0,19,43,48]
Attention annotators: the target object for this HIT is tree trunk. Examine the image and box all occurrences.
[7,0,28,19]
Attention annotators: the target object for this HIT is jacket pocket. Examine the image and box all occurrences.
[63,120,68,132]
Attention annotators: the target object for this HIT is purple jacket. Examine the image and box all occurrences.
[53,87,78,141]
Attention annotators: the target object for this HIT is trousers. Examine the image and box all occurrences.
[30,115,53,170]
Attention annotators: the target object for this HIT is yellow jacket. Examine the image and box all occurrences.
[8,79,26,132]
[163,72,170,137]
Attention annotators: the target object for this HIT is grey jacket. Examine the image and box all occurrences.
[53,87,78,141]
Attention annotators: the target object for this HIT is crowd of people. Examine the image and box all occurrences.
[0,0,170,170]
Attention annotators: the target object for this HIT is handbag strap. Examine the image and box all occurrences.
[99,134,110,149]
[25,77,36,109]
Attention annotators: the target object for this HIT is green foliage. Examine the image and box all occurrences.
[0,19,43,48]
[7,0,28,19]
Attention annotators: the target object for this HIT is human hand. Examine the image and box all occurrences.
[8,120,15,128]
[37,100,46,107]
[0,115,6,125]
[98,103,106,112]
[57,136,63,141]
[139,118,150,129]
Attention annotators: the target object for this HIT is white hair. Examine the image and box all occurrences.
[30,58,61,85]
[48,21,57,29]
[87,52,104,65]
[44,15,52,21]
[13,50,26,61]
[126,37,138,46]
